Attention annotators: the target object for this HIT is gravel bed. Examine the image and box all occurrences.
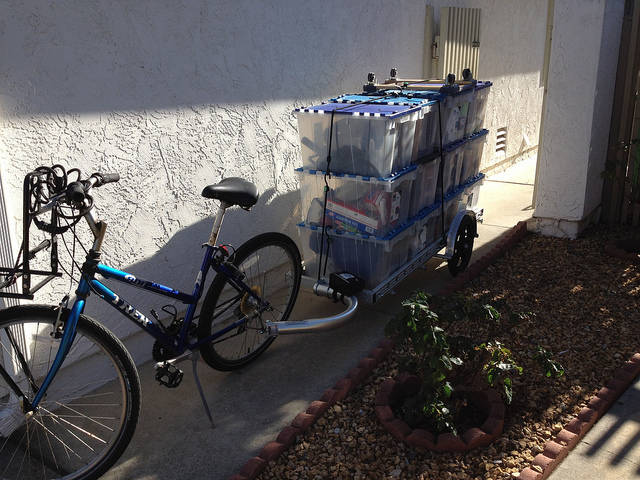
[258,228,640,480]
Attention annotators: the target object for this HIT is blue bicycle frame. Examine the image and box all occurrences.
[30,243,269,408]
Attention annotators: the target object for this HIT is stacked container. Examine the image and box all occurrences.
[294,78,491,291]
[296,222,415,289]
[443,174,485,232]
[465,81,492,136]
[402,83,475,146]
[408,157,440,218]
[296,165,416,237]
[295,102,422,177]
[459,129,489,185]
[331,93,442,162]
[411,203,442,256]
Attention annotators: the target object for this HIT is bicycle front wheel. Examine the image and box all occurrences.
[0,305,141,480]
[198,232,302,371]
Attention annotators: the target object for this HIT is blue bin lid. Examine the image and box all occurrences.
[410,201,442,222]
[442,136,469,153]
[444,185,464,202]
[470,129,490,140]
[295,163,417,182]
[297,214,415,242]
[295,102,422,119]
[377,89,444,101]
[462,172,485,188]
[377,96,437,107]
[329,94,384,104]
[330,93,438,108]
[475,81,493,90]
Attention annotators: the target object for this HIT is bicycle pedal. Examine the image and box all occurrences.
[155,362,184,388]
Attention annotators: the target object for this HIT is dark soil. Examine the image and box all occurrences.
[395,392,489,435]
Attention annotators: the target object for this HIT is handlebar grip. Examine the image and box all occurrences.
[66,181,86,203]
[99,173,120,185]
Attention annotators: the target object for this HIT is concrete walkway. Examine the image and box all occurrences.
[548,381,640,479]
[103,156,536,480]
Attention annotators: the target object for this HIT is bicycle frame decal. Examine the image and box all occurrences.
[91,280,158,330]
[97,264,194,304]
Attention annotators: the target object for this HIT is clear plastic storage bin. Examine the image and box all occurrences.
[296,221,415,289]
[411,204,442,256]
[440,140,465,195]
[444,174,484,231]
[408,157,440,218]
[331,94,441,163]
[459,129,488,184]
[440,88,474,146]
[295,102,421,177]
[296,166,416,237]
[403,84,474,147]
[444,188,464,232]
[410,100,440,161]
[461,174,484,209]
[465,81,492,135]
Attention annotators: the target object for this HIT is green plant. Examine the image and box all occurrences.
[475,341,522,404]
[534,346,565,378]
[385,292,564,435]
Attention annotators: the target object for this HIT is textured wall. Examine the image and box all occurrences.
[0,0,426,341]
[426,0,547,169]
[535,0,623,232]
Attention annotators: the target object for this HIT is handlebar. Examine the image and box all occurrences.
[31,170,120,219]
[64,172,120,205]
[96,173,120,185]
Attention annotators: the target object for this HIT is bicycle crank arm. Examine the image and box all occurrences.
[153,350,193,369]
[266,283,359,334]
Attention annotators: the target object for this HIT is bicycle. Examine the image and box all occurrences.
[0,165,304,479]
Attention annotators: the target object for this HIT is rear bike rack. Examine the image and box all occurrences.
[0,170,65,300]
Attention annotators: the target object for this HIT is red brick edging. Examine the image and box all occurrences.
[516,354,640,480]
[228,338,395,480]
[228,220,532,480]
[375,374,505,452]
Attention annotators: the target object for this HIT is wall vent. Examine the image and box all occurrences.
[495,127,508,156]
[437,7,481,80]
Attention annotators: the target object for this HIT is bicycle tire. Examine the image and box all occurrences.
[0,304,141,480]
[198,232,302,371]
[448,214,476,276]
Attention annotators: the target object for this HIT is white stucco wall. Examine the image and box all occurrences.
[533,0,624,236]
[0,0,426,343]
[426,0,547,169]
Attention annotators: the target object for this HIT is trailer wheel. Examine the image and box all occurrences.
[448,215,476,276]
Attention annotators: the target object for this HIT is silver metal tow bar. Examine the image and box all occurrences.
[266,280,359,335]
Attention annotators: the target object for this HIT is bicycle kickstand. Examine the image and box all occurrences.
[191,351,215,429]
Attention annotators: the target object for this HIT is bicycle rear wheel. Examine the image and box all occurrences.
[0,305,141,480]
[198,232,302,371]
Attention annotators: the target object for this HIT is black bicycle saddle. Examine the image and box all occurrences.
[201,177,259,208]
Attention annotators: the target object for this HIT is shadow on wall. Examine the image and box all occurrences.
[82,188,302,340]
[0,0,426,115]
[0,0,426,336]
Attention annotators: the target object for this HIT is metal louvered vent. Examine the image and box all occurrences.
[437,7,481,80]
[495,127,508,156]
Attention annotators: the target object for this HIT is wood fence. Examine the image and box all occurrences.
[602,0,640,226]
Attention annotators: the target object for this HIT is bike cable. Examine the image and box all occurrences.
[316,92,400,283]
